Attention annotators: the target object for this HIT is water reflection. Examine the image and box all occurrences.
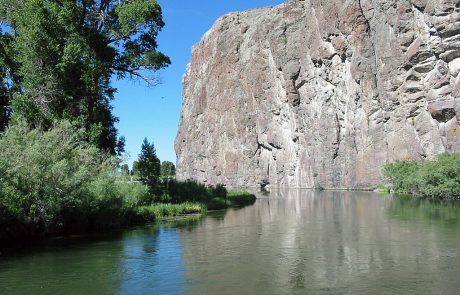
[0,218,201,295]
[1,192,459,295]
[386,196,460,228]
[180,190,460,295]
[116,227,185,295]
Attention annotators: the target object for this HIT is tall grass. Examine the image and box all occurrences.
[135,203,206,221]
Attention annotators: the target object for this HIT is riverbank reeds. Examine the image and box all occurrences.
[135,203,206,221]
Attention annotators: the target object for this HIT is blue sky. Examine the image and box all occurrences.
[113,0,286,168]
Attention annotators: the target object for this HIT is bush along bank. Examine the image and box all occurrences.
[163,180,257,210]
[227,191,257,207]
[383,152,460,200]
[0,122,256,241]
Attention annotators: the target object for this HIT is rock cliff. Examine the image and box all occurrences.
[175,0,460,189]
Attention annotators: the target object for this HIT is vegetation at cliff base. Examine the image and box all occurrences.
[383,152,460,200]
[0,121,256,240]
[227,191,257,207]
[162,180,256,210]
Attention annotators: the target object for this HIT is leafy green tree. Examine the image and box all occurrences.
[137,138,161,192]
[121,164,129,176]
[0,0,170,152]
[160,161,176,179]
[132,160,139,176]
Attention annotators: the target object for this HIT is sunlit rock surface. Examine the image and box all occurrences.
[176,0,460,188]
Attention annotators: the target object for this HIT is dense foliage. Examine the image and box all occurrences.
[0,0,170,153]
[227,191,257,207]
[0,120,150,239]
[160,161,176,180]
[164,180,255,210]
[384,153,460,199]
[0,122,256,240]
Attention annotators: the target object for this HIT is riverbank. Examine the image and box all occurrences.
[0,190,257,242]
[382,152,460,200]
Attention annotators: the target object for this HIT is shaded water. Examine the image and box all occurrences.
[1,190,460,294]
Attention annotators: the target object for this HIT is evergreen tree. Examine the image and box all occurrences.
[137,138,161,191]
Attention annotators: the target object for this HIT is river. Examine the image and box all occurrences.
[1,190,459,295]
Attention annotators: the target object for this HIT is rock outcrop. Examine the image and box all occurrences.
[175,0,460,189]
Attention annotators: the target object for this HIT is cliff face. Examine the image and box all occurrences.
[176,0,460,189]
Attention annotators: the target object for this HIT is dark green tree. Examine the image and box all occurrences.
[137,138,161,192]
[161,161,176,179]
[0,0,170,152]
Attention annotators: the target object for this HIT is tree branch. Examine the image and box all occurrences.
[112,65,160,86]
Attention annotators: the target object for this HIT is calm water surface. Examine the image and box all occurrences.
[1,190,460,295]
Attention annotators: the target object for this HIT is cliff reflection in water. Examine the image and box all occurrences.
[179,190,460,295]
[1,191,459,295]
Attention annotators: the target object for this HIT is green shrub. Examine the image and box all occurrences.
[227,192,257,207]
[165,179,227,204]
[166,179,209,203]
[206,197,229,210]
[384,153,460,199]
[376,184,392,194]
[209,184,227,199]
[0,120,151,238]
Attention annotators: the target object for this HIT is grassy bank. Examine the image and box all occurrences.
[135,203,206,222]
[383,152,460,200]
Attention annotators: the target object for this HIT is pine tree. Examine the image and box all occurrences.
[137,138,161,191]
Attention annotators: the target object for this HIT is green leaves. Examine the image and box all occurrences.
[0,118,150,239]
[0,0,170,152]
[115,0,164,37]
[384,153,460,199]
[160,161,176,180]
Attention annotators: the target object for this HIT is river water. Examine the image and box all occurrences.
[1,190,459,295]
